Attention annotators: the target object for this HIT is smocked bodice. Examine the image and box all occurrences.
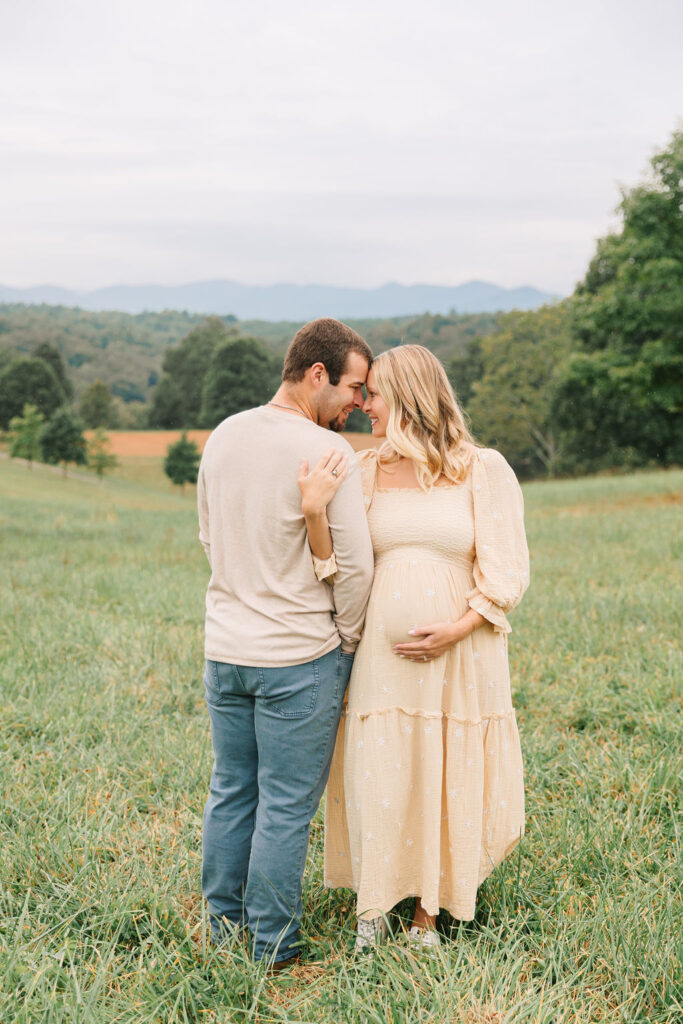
[368,484,475,568]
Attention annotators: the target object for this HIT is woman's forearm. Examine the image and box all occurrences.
[450,608,487,641]
[304,508,333,559]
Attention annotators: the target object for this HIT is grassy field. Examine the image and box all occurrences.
[0,458,681,1023]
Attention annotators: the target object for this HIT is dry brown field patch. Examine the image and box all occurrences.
[88,430,378,457]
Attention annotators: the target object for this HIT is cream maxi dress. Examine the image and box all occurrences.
[321,446,530,921]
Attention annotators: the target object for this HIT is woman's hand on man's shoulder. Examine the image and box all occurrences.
[298,449,348,515]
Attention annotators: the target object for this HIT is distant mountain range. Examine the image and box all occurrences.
[0,279,559,320]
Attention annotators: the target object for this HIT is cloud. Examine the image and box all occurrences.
[1,0,681,291]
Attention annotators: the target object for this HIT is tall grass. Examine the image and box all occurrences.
[0,460,681,1022]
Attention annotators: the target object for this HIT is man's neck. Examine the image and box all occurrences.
[269,386,317,423]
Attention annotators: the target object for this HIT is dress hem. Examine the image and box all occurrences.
[324,832,523,922]
[323,881,476,922]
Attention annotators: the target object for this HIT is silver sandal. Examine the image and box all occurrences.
[355,916,388,953]
[408,926,441,951]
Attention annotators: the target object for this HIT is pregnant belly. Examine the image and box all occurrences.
[370,566,464,647]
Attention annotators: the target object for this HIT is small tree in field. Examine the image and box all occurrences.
[87,427,120,480]
[41,407,88,477]
[164,432,200,493]
[8,404,45,468]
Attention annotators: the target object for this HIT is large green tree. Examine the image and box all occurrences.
[0,357,67,429]
[149,317,233,428]
[146,376,185,429]
[80,378,118,428]
[467,303,574,478]
[41,407,87,476]
[33,342,73,401]
[447,336,485,407]
[199,337,282,428]
[0,347,14,373]
[555,128,683,469]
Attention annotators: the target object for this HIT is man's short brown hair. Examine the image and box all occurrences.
[282,318,372,386]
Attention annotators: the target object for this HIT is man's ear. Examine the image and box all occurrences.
[308,362,328,387]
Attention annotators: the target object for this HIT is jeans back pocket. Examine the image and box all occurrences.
[259,659,321,718]
[204,660,241,705]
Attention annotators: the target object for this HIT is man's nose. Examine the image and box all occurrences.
[353,388,364,408]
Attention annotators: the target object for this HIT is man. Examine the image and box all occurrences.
[197,318,374,968]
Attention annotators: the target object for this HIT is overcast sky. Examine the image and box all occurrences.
[1,0,681,294]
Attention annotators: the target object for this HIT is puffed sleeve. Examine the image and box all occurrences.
[313,552,338,582]
[466,448,530,634]
[311,447,378,582]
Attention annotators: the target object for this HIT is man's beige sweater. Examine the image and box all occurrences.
[197,405,374,667]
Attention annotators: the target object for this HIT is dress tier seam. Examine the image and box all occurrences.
[342,706,517,724]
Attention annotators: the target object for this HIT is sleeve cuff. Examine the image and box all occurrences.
[466,588,511,635]
[313,552,338,582]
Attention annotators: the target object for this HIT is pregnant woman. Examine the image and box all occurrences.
[298,345,530,951]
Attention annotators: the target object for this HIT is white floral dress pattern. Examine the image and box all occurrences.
[322,447,530,920]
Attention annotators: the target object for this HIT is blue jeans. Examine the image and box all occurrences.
[202,645,352,962]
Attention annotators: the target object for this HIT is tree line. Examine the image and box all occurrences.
[0,303,501,431]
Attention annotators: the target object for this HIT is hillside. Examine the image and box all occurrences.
[0,305,211,406]
[0,304,501,405]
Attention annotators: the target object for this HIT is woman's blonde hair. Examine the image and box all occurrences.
[372,345,475,488]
